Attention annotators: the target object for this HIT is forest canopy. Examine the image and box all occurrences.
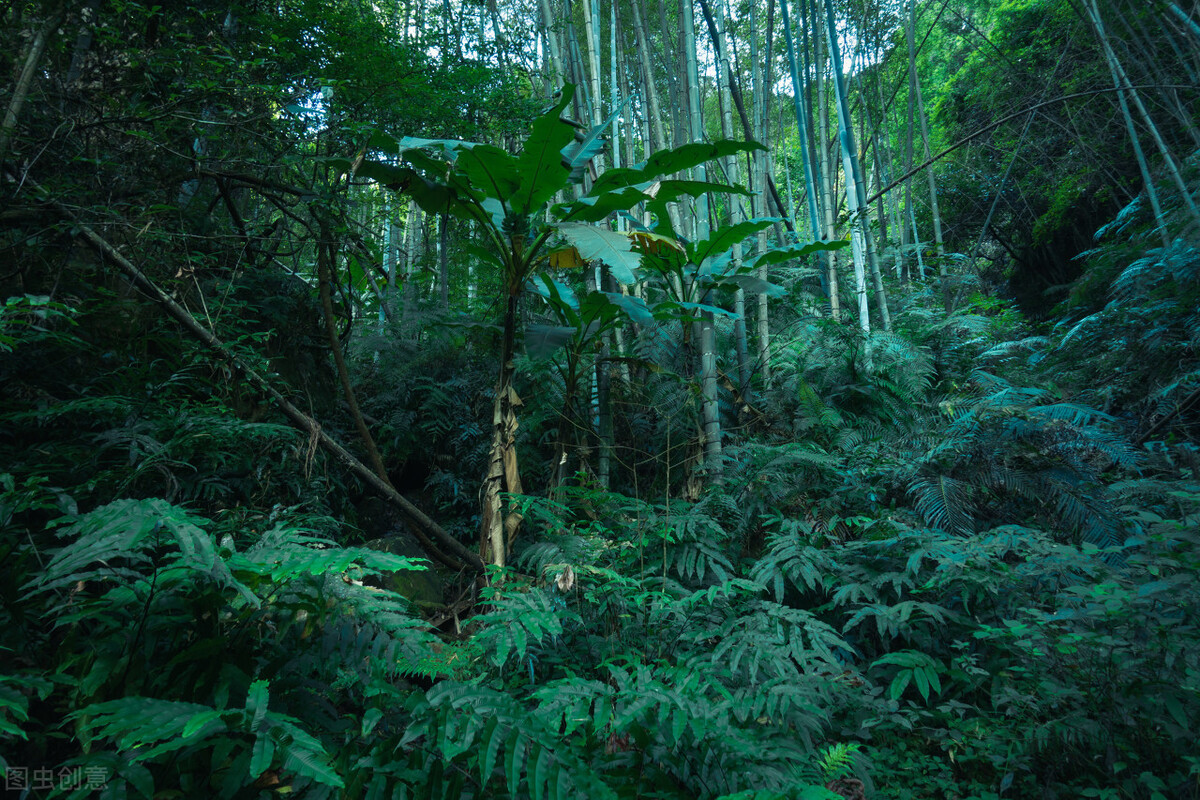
[2,0,1199,797]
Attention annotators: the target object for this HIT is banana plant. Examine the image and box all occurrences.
[344,85,759,568]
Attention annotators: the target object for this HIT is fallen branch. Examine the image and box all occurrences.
[1136,382,1200,447]
[31,181,483,573]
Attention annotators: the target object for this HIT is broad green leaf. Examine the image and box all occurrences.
[361,708,384,737]
[458,144,521,201]
[887,670,912,701]
[530,746,551,800]
[527,275,579,319]
[696,251,733,279]
[246,680,270,731]
[250,729,276,778]
[556,223,641,284]
[629,228,686,255]
[513,88,576,215]
[369,132,478,158]
[665,300,739,320]
[555,184,652,222]
[591,139,766,194]
[913,667,930,701]
[478,196,507,230]
[646,179,751,203]
[464,242,505,271]
[181,710,222,739]
[748,239,850,270]
[707,273,787,297]
[871,651,922,669]
[561,94,633,182]
[479,716,503,783]
[580,291,655,326]
[927,667,942,696]
[347,159,417,187]
[399,174,455,215]
[395,135,479,161]
[689,218,780,266]
[504,727,526,794]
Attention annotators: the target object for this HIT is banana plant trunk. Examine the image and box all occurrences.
[480,255,526,568]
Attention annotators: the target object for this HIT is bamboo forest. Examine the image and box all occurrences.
[3,0,1200,797]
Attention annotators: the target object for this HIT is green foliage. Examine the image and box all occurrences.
[4,2,1200,798]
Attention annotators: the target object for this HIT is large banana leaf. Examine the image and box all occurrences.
[512,89,576,215]
[555,223,641,285]
[590,140,765,194]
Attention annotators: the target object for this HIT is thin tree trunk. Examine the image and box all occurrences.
[0,9,64,163]
[701,0,751,397]
[903,34,920,280]
[906,0,947,305]
[780,0,823,244]
[822,0,874,336]
[538,0,565,79]
[814,11,841,320]
[55,196,481,572]
[1083,2,1169,246]
[402,205,420,335]
[751,1,772,385]
[1086,0,1200,234]
[438,210,450,310]
[582,0,606,173]
[66,0,103,85]
[632,0,684,237]
[682,0,721,482]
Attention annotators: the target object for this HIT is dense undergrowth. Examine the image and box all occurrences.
[3,162,1200,800]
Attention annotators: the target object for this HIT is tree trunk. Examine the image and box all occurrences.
[814,11,841,321]
[0,9,64,163]
[702,0,751,397]
[538,0,565,80]
[780,0,822,242]
[906,0,948,305]
[582,0,606,173]
[682,0,721,482]
[751,2,772,386]
[480,280,525,567]
[1086,0,1200,234]
[823,0,874,335]
[438,210,450,310]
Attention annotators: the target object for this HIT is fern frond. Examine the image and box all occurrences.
[473,589,575,668]
[909,476,974,534]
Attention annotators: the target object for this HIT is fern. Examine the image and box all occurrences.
[709,601,852,683]
[473,588,575,669]
[817,741,863,782]
[406,681,619,800]
[73,680,344,793]
[909,476,975,534]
